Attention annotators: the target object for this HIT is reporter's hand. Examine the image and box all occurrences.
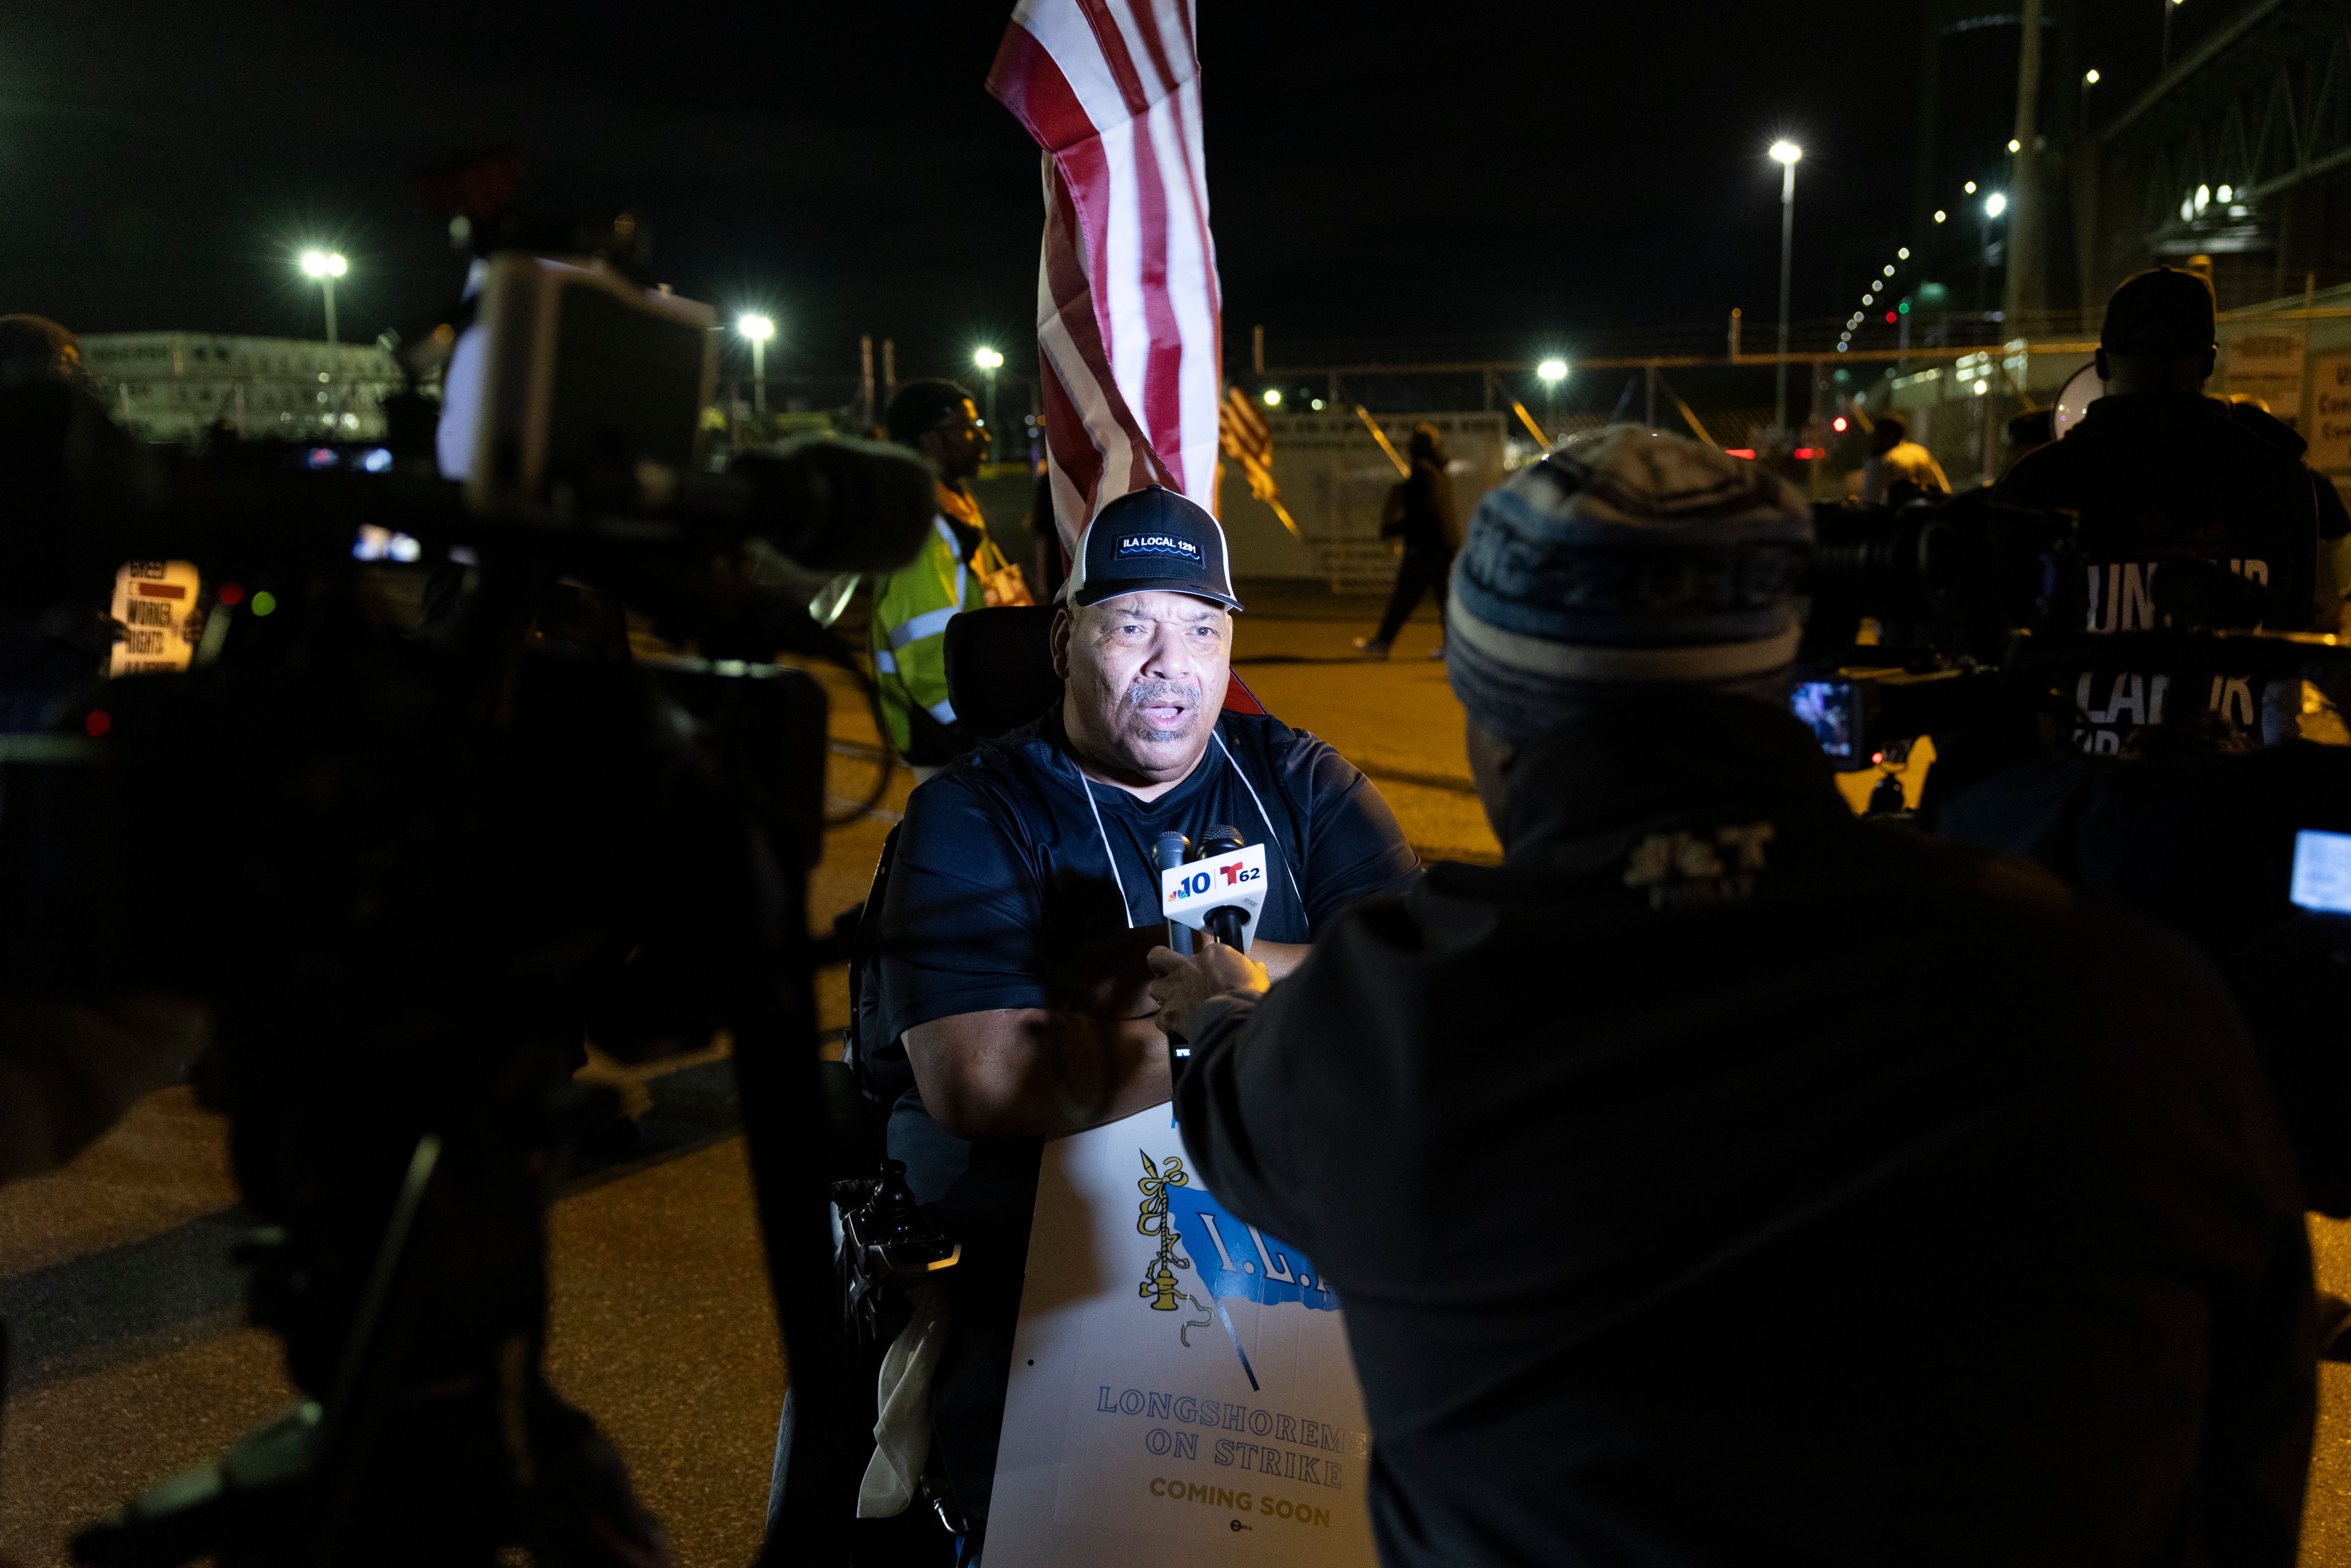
[1146,942,1270,1040]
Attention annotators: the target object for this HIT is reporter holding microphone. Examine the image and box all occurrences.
[1150,428,2315,1568]
[860,483,1417,1551]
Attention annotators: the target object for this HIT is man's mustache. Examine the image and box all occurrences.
[1124,678,1202,714]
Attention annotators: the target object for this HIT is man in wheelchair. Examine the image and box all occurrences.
[812,483,1419,1559]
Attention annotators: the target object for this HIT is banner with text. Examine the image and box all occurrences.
[2312,353,2351,473]
[985,1106,1378,1566]
[2224,330,2309,430]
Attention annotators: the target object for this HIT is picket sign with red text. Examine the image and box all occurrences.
[1159,844,1269,952]
[109,561,204,677]
[984,1105,1379,1566]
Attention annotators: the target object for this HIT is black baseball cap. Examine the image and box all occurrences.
[2101,266,2217,356]
[1071,484,1242,612]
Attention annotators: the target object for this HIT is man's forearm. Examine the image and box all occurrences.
[904,1007,1172,1141]
[1250,939,1308,981]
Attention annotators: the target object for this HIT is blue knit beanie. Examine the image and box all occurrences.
[1446,427,1813,745]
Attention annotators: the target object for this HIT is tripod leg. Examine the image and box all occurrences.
[732,958,855,1567]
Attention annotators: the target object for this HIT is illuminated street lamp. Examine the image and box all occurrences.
[1536,357,1568,421]
[1975,192,2009,336]
[738,313,776,420]
[1767,141,1802,441]
[1261,388,1282,408]
[973,345,1005,441]
[299,250,347,346]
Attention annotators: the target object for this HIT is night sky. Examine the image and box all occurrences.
[0,1,2230,389]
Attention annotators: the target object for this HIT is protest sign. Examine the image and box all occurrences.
[984,1106,1377,1566]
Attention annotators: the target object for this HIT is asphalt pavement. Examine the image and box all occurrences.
[2,585,2347,1566]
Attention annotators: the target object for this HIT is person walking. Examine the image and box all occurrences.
[1355,424,1456,659]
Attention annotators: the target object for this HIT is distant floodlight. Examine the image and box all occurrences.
[1768,140,1802,166]
[1262,388,1282,407]
[738,313,776,342]
[2008,138,2022,154]
[973,346,1005,370]
[1984,191,2008,218]
[2085,67,2101,84]
[1536,358,1569,383]
[299,249,346,279]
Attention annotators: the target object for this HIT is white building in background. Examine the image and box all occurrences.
[78,334,402,444]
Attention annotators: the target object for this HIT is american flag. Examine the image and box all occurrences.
[988,0,1222,558]
[1218,385,1297,538]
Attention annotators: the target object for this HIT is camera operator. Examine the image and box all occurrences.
[1152,427,2317,1568]
[860,484,1418,1548]
[0,315,209,1184]
[1996,267,2344,752]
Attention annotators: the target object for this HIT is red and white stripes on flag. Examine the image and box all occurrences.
[988,0,1222,559]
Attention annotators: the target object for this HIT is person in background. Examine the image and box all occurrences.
[1354,423,1456,659]
[0,315,119,733]
[1152,426,2316,1568]
[1997,266,2334,752]
[1858,411,1950,504]
[0,315,211,1187]
[872,380,997,780]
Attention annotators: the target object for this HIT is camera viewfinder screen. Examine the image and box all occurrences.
[1790,679,1856,761]
[2290,829,2351,914]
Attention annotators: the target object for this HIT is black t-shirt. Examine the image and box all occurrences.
[1996,392,2323,752]
[874,705,1419,1231]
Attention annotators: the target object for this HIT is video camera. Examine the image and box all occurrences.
[2,232,935,1566]
[1788,490,2351,786]
[1787,489,2351,1214]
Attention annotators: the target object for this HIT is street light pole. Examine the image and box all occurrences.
[973,347,1005,457]
[738,314,776,425]
[299,249,347,346]
[1535,358,1567,438]
[1768,141,1802,441]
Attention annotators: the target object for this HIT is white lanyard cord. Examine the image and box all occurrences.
[1211,729,1307,909]
[1070,749,1136,929]
[1067,725,1304,931]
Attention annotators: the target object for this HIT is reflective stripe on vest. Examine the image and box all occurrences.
[888,606,960,650]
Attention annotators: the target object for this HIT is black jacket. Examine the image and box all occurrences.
[1176,694,2314,1568]
[1380,456,1457,554]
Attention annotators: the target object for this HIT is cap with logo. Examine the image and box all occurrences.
[1071,484,1242,612]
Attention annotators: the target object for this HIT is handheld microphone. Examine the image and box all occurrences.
[1154,830,1194,1080]
[1153,831,1193,956]
[1196,825,1250,950]
[1160,823,1267,955]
